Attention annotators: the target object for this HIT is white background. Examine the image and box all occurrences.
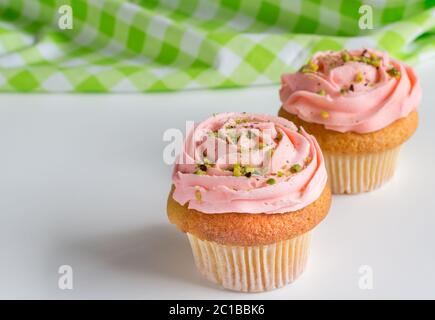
[0,60,434,299]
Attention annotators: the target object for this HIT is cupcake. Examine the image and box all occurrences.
[279,49,421,194]
[167,113,331,292]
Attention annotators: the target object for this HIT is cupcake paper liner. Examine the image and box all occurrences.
[324,146,401,194]
[187,232,311,292]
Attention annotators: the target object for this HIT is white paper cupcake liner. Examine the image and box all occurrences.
[324,146,401,194]
[187,232,311,292]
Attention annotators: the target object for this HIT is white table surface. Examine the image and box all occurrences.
[1,60,435,300]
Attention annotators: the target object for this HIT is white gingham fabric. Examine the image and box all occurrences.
[0,0,434,92]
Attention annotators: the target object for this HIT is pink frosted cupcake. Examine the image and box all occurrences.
[167,113,331,292]
[279,49,421,194]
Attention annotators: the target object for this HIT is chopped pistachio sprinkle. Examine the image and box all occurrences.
[194,169,206,175]
[245,167,254,178]
[195,189,202,202]
[317,89,326,96]
[320,110,329,119]
[341,51,381,68]
[387,67,400,78]
[235,118,250,124]
[232,164,257,178]
[360,56,370,64]
[233,163,242,176]
[341,51,350,62]
[245,166,255,174]
[301,61,319,73]
[266,178,276,185]
[258,142,265,149]
[340,88,347,95]
[355,71,363,83]
[370,57,381,67]
[290,164,302,173]
[277,171,284,177]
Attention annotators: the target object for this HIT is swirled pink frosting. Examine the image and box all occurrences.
[280,49,421,133]
[172,113,327,214]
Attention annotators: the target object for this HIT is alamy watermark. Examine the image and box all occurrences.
[358,265,374,290]
[58,5,73,30]
[359,4,374,30]
[162,119,285,173]
[58,265,74,290]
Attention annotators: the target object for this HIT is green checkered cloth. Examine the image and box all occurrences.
[0,0,434,92]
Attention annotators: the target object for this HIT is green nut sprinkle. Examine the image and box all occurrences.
[290,164,302,173]
[266,178,276,185]
[233,163,242,177]
[355,71,363,83]
[341,51,350,62]
[360,56,370,64]
[370,57,381,67]
[245,166,255,174]
[195,169,206,175]
[317,89,326,96]
[350,55,359,62]
[387,67,400,78]
[301,61,319,73]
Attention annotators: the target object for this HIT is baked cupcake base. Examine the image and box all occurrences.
[167,185,331,246]
[324,147,400,194]
[187,232,311,292]
[278,107,418,194]
[168,185,331,292]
